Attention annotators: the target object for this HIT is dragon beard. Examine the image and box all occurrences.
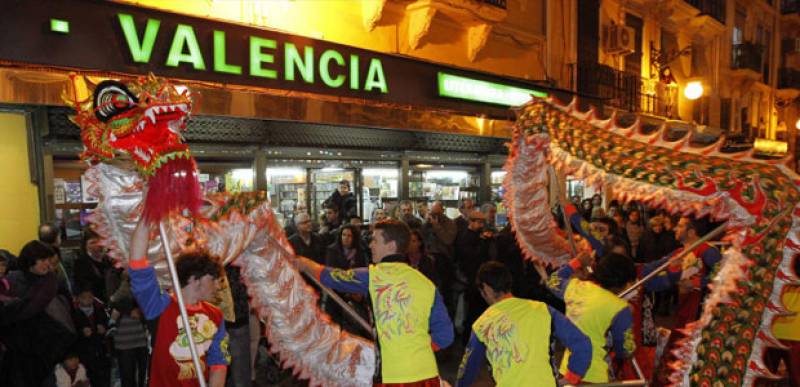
[142,153,202,224]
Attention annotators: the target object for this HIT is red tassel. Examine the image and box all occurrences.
[143,156,202,224]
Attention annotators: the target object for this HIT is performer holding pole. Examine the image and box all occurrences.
[296,219,454,386]
[129,217,230,387]
[66,76,228,386]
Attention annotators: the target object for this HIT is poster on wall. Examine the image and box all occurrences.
[54,178,66,204]
[66,181,82,203]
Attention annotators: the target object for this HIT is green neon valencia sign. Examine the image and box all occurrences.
[116,13,388,93]
[437,72,547,106]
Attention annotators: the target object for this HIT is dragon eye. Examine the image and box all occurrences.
[112,94,129,108]
[93,81,139,122]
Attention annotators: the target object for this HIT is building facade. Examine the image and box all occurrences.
[0,0,577,251]
[578,0,797,164]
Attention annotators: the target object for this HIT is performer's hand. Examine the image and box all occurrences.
[129,215,152,265]
[83,327,92,337]
[296,256,323,278]
[97,325,107,335]
[576,250,593,268]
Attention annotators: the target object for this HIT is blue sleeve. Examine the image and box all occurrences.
[566,204,604,256]
[206,319,231,366]
[128,266,171,320]
[548,306,591,378]
[455,332,486,387]
[320,267,370,294]
[429,290,454,350]
[609,306,635,359]
[642,256,680,292]
[547,263,576,300]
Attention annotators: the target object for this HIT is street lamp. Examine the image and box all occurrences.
[795,118,800,130]
[684,81,704,100]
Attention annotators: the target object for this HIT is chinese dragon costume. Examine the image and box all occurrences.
[64,75,374,386]
[66,72,797,385]
[506,97,799,386]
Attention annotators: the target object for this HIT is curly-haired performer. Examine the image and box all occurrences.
[129,219,230,387]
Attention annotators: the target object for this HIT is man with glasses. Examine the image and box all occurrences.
[288,213,326,264]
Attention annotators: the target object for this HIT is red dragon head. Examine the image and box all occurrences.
[65,74,201,223]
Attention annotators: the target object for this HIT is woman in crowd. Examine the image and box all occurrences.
[325,224,369,270]
[407,229,440,287]
[625,208,645,261]
[0,240,76,386]
[324,225,371,336]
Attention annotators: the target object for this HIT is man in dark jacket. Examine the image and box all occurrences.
[323,179,357,224]
[453,210,492,342]
[224,265,252,387]
[288,213,326,264]
[73,228,113,303]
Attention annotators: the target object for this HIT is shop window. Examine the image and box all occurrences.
[225,169,254,193]
[490,170,508,227]
[53,162,94,245]
[362,168,399,223]
[266,168,307,226]
[409,169,478,218]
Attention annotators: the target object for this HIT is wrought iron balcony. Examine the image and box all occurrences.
[779,68,800,89]
[783,0,800,14]
[686,0,726,24]
[731,43,764,73]
[577,62,675,117]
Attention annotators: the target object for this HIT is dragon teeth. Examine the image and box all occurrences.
[145,109,156,124]
[167,120,180,134]
[133,147,151,162]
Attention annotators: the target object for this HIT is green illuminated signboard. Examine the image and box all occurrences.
[437,72,547,106]
[116,13,388,93]
[50,18,70,34]
[1,0,554,117]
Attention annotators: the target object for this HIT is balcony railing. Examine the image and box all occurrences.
[480,0,507,8]
[686,0,726,24]
[779,68,800,89]
[577,62,676,117]
[782,0,800,14]
[731,43,764,73]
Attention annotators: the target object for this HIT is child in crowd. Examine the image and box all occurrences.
[54,351,91,387]
[72,286,111,387]
[109,272,149,387]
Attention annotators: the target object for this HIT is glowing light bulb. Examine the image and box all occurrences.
[684,81,704,100]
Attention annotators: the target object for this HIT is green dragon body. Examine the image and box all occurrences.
[505,97,800,386]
